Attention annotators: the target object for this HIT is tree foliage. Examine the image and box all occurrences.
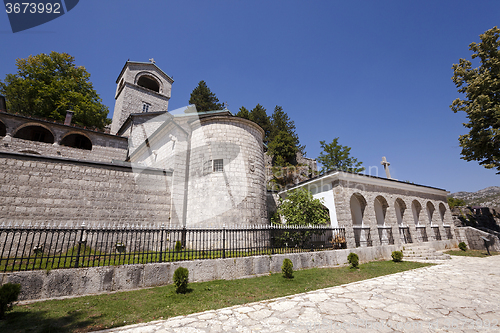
[273,188,330,226]
[0,52,110,129]
[447,196,466,209]
[188,80,224,112]
[236,104,272,144]
[317,138,365,173]
[451,26,500,173]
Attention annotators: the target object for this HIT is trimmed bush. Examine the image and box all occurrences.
[0,283,21,319]
[458,242,467,251]
[173,267,189,294]
[391,251,403,262]
[281,258,294,279]
[175,241,182,252]
[347,252,359,269]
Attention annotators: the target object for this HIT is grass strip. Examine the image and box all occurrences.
[445,249,499,257]
[0,260,431,333]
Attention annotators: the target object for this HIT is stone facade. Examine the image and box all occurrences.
[111,61,173,135]
[0,111,128,163]
[0,151,171,226]
[281,171,455,249]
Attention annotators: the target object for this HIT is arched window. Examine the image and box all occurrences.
[14,125,54,144]
[394,198,406,226]
[350,193,367,226]
[374,196,388,226]
[60,133,92,150]
[412,200,422,225]
[0,120,6,137]
[137,75,160,93]
[426,202,435,225]
[439,203,447,223]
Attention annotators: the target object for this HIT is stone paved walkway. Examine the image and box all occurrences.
[95,256,500,332]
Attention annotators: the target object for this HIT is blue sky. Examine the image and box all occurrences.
[1,0,499,193]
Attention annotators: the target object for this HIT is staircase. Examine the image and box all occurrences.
[402,245,451,260]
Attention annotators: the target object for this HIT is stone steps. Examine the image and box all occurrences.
[402,245,451,260]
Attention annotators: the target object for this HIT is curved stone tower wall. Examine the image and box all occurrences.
[186,116,266,227]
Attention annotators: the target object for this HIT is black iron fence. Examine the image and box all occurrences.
[0,224,346,272]
[399,227,413,244]
[353,227,372,247]
[416,226,428,242]
[377,226,395,245]
[431,226,442,241]
[444,226,453,240]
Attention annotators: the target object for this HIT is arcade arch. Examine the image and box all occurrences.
[13,125,54,144]
[60,133,92,150]
[350,193,367,226]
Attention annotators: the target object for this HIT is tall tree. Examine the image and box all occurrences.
[0,52,110,129]
[451,26,500,173]
[237,104,272,144]
[269,106,303,153]
[317,138,365,173]
[188,80,224,112]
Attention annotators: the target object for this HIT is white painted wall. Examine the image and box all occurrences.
[308,183,338,228]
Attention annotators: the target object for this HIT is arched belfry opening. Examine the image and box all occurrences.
[137,75,160,93]
[60,133,92,150]
[14,125,54,144]
[0,120,6,137]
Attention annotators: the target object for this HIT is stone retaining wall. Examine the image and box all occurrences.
[0,240,457,302]
[455,226,500,252]
[0,151,171,226]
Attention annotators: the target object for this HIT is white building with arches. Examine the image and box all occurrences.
[280,170,455,249]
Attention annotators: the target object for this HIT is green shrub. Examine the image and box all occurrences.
[458,242,467,251]
[173,267,189,294]
[347,252,359,269]
[281,258,294,279]
[0,283,21,319]
[175,241,182,252]
[391,251,403,262]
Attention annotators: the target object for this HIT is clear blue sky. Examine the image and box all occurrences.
[1,0,499,193]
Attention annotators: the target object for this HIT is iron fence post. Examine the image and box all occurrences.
[159,224,165,263]
[74,221,85,268]
[222,225,226,259]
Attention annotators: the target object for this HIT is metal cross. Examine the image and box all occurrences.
[380,156,392,179]
[149,58,155,63]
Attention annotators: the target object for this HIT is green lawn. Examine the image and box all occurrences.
[0,260,431,333]
[445,249,499,257]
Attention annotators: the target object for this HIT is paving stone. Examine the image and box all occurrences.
[93,256,500,333]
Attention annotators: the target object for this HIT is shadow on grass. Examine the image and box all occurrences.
[0,308,103,333]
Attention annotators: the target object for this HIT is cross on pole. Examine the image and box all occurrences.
[381,156,392,179]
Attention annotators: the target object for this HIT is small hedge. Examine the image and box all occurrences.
[391,251,403,262]
[281,258,294,279]
[173,267,189,294]
[0,283,21,319]
[458,242,467,251]
[175,241,182,252]
[347,252,359,269]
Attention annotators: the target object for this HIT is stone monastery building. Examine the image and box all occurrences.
[0,60,456,248]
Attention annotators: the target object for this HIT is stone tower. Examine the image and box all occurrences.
[110,60,174,135]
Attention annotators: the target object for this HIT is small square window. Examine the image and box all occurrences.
[213,159,224,172]
[142,102,151,113]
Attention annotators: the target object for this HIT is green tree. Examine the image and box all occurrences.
[317,138,365,173]
[447,196,466,209]
[451,26,500,173]
[273,188,330,226]
[0,52,110,129]
[188,80,224,112]
[269,106,303,152]
[268,131,298,166]
[237,104,272,144]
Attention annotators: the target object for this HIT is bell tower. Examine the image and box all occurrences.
[110,60,174,135]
